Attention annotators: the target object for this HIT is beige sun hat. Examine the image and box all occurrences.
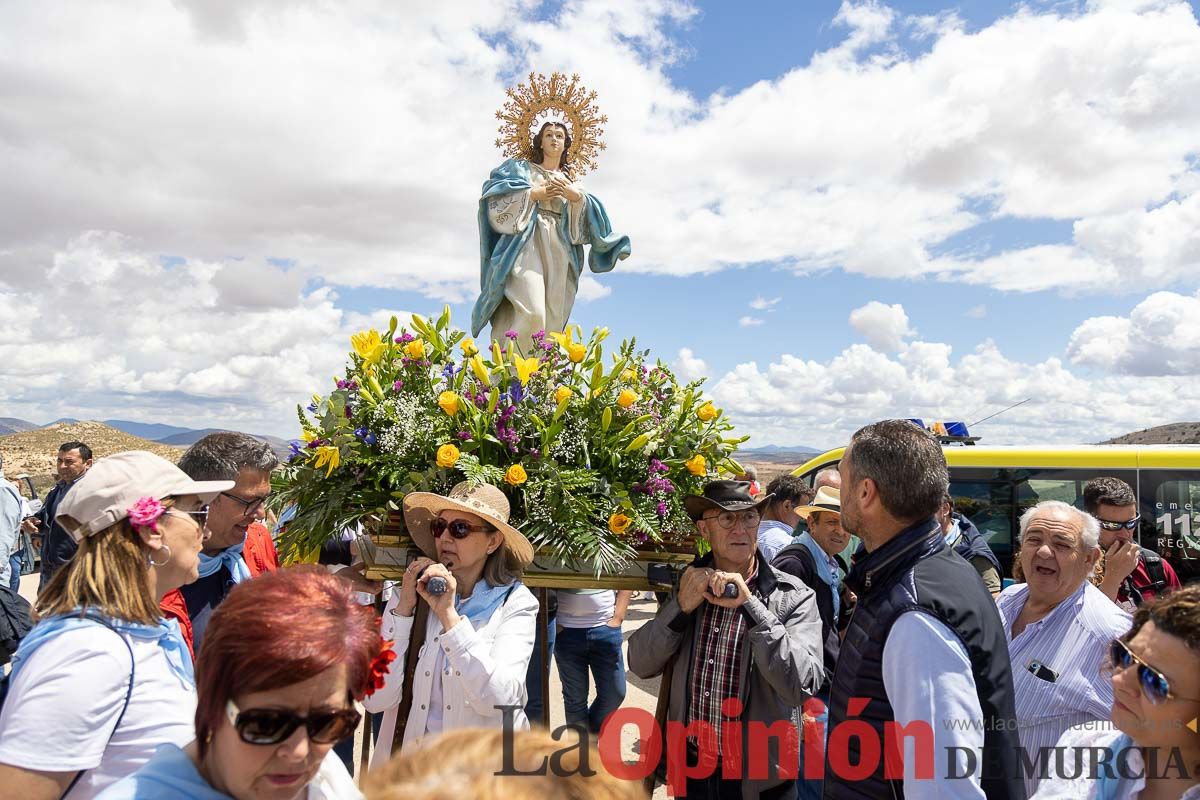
[796,486,841,520]
[403,481,535,567]
[56,450,234,541]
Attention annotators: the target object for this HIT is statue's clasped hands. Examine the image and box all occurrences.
[541,174,584,203]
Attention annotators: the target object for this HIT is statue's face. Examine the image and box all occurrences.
[538,124,567,157]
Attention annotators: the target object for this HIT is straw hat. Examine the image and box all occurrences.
[796,486,841,520]
[403,481,535,567]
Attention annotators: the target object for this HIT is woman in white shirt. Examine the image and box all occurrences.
[0,451,233,799]
[1033,585,1200,799]
[364,481,538,766]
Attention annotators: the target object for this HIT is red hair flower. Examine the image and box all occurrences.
[363,639,397,697]
[128,496,166,532]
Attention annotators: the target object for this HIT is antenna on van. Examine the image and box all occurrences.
[970,398,1031,428]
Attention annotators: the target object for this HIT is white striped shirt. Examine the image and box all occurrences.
[997,581,1132,796]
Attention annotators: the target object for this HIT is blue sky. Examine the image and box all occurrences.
[2,0,1198,447]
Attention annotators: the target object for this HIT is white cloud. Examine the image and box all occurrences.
[738,316,764,327]
[0,232,397,436]
[576,275,613,303]
[1,1,1198,299]
[673,347,710,383]
[1067,289,1200,375]
[749,296,782,311]
[709,335,1198,448]
[849,301,914,352]
[965,304,987,319]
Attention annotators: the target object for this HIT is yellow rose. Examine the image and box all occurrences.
[685,454,707,476]
[608,512,633,535]
[566,343,586,363]
[696,402,717,423]
[437,391,460,416]
[554,386,572,405]
[460,337,479,357]
[436,444,460,468]
[505,464,528,486]
[404,339,426,360]
[616,389,637,409]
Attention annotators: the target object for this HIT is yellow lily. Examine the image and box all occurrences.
[460,337,479,357]
[514,356,541,386]
[350,330,386,366]
[313,445,341,477]
[470,355,490,385]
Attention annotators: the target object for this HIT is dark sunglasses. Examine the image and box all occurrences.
[221,491,271,517]
[225,700,360,746]
[430,517,494,540]
[1097,515,1140,531]
[1108,639,1200,705]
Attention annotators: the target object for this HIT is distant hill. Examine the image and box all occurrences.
[0,417,40,436]
[103,419,195,441]
[0,421,184,492]
[1104,422,1200,445]
[740,444,823,455]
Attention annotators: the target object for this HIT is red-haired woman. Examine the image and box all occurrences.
[98,566,396,800]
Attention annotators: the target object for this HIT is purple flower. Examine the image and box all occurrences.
[306,402,318,413]
[344,407,353,419]
[529,448,540,458]
[509,382,524,405]
[396,333,415,344]
[649,459,668,475]
[306,438,324,449]
[457,431,473,441]
[364,433,377,446]
[656,501,669,517]
[345,381,359,391]
[288,440,303,458]
[354,426,368,438]
[504,329,518,340]
[336,379,347,390]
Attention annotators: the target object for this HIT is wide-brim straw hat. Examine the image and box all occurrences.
[796,486,841,520]
[403,481,535,568]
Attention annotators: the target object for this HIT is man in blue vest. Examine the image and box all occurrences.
[827,420,1025,800]
[937,493,1002,596]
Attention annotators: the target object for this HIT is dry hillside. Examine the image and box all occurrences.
[1104,422,1200,445]
[0,421,183,491]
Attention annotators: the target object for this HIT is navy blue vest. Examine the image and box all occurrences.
[825,518,1026,800]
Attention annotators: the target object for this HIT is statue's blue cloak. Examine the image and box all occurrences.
[471,158,631,337]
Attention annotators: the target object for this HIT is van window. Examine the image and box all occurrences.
[1141,472,1200,585]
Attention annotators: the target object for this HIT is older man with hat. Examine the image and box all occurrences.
[364,481,539,765]
[772,486,851,800]
[629,479,824,800]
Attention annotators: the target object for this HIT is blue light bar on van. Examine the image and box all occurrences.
[907,418,925,429]
[907,419,971,438]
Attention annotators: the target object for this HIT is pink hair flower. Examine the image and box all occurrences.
[128,496,166,532]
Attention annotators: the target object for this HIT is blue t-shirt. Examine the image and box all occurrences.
[179,566,231,652]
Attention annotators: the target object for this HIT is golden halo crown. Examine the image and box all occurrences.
[494,71,607,176]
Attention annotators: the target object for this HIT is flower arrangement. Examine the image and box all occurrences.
[275,308,747,575]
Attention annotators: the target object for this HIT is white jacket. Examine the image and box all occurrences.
[364,582,539,768]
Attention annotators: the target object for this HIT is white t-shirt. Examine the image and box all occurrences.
[0,624,197,799]
[556,589,615,628]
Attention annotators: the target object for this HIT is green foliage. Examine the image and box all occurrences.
[275,309,741,574]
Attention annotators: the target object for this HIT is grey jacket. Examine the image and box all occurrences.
[628,553,825,798]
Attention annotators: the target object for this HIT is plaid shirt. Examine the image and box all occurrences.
[687,565,760,754]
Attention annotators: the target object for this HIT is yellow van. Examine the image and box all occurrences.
[791,444,1200,584]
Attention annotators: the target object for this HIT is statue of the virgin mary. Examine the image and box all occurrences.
[471,72,631,346]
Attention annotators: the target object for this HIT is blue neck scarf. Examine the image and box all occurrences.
[455,579,516,630]
[1095,733,1135,800]
[196,543,251,583]
[9,608,194,687]
[798,532,841,619]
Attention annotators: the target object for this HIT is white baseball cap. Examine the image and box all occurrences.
[56,450,234,541]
